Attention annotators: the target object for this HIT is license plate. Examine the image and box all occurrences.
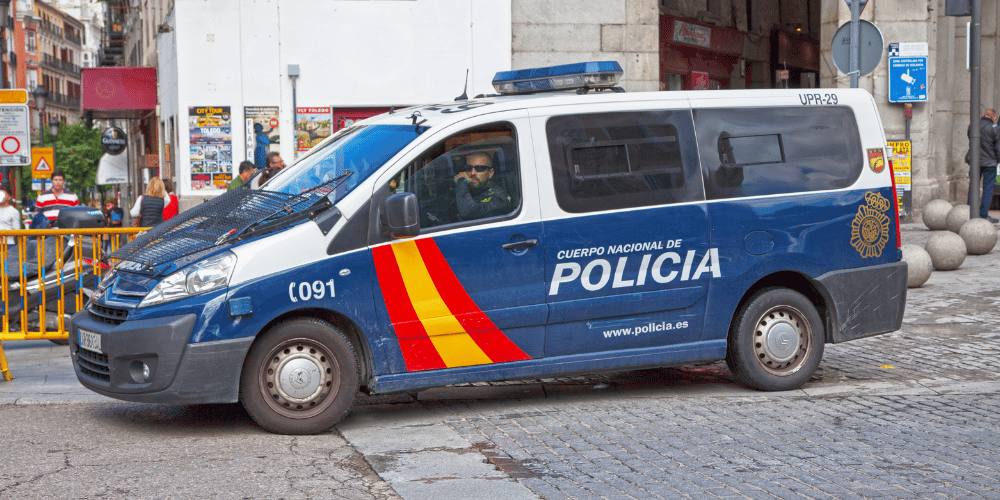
[79,329,102,354]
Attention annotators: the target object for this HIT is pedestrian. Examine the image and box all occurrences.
[228,161,256,190]
[105,199,124,228]
[257,151,286,186]
[103,199,125,254]
[0,189,21,257]
[162,179,179,220]
[35,170,79,222]
[130,177,171,227]
[968,109,1000,223]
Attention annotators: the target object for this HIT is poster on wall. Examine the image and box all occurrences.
[887,140,911,217]
[188,106,233,190]
[245,106,280,170]
[333,107,392,133]
[296,107,332,158]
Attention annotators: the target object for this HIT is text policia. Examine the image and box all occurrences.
[549,240,721,295]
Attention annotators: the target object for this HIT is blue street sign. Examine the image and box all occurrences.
[888,56,928,103]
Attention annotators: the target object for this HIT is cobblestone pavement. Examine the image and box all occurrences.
[4,222,1000,500]
[341,221,1000,499]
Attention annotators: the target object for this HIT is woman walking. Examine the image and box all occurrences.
[129,177,171,227]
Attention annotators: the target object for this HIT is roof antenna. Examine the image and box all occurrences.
[455,69,469,101]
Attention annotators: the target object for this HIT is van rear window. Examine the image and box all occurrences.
[546,110,704,213]
[694,107,863,199]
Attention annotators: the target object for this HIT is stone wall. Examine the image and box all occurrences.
[511,0,660,92]
[820,0,1000,219]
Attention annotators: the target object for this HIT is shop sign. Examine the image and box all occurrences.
[101,127,128,155]
[674,20,711,48]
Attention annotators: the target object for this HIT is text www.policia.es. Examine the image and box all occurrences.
[603,321,689,338]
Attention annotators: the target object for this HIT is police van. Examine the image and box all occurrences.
[71,62,907,434]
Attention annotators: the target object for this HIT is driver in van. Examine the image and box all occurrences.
[453,152,511,221]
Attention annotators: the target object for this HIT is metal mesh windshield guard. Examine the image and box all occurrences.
[109,187,322,271]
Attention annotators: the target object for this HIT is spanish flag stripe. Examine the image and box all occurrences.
[397,337,448,371]
[390,241,466,336]
[415,238,530,362]
[415,238,499,332]
[371,245,430,339]
[427,332,494,367]
[390,240,493,368]
[371,246,446,370]
[468,330,533,363]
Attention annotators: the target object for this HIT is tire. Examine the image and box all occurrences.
[726,287,824,391]
[239,318,359,435]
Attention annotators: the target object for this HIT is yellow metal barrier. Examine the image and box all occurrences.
[0,227,148,381]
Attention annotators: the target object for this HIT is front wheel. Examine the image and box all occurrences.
[240,318,359,434]
[726,287,824,391]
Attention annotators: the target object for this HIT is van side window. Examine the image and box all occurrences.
[546,110,704,213]
[387,123,520,230]
[695,107,863,199]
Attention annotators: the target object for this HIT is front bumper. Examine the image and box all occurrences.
[815,261,907,344]
[69,309,254,404]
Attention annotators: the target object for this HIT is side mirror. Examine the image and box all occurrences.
[385,192,420,238]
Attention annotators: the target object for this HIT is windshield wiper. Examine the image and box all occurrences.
[223,171,355,244]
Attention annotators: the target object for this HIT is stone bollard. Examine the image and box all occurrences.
[925,231,967,271]
[946,204,972,233]
[901,244,933,287]
[922,199,953,230]
[959,218,998,255]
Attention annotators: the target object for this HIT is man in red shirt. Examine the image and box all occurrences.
[35,170,79,221]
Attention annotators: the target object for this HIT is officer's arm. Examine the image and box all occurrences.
[455,180,482,220]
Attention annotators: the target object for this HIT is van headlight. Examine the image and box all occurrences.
[139,252,237,308]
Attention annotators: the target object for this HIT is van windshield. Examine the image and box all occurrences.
[264,124,424,201]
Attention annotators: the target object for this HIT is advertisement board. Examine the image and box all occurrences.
[189,106,233,190]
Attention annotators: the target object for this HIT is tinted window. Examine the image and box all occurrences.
[694,107,863,200]
[546,111,704,213]
[387,123,520,231]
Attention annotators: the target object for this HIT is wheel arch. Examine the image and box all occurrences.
[729,271,831,342]
[246,307,375,391]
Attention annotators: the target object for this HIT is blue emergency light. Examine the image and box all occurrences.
[492,61,624,94]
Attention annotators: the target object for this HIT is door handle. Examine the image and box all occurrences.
[502,239,538,250]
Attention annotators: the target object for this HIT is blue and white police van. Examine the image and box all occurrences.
[71,62,907,434]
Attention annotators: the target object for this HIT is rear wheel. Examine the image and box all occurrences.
[726,287,824,391]
[240,318,359,434]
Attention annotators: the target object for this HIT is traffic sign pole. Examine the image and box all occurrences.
[970,0,982,220]
[850,0,860,88]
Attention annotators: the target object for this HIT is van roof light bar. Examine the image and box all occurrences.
[492,61,624,95]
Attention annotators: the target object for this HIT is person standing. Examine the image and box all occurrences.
[228,161,256,190]
[35,170,79,222]
[0,189,21,256]
[969,109,1000,223]
[130,177,170,227]
[162,179,179,220]
[257,152,286,186]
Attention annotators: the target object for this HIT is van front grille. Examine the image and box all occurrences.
[88,303,129,325]
[76,348,110,383]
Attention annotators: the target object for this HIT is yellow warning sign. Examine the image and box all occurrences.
[32,147,54,179]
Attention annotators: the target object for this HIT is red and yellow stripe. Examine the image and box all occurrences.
[372,238,531,372]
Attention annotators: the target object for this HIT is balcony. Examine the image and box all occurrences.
[46,90,80,111]
[41,53,81,75]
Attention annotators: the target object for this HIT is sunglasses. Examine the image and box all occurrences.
[464,164,490,173]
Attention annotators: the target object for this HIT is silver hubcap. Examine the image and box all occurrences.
[753,306,810,375]
[261,340,339,417]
